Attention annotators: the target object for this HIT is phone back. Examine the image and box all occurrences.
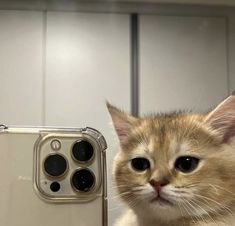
[0,126,107,226]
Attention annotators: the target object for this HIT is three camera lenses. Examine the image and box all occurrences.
[44,154,68,177]
[71,169,95,192]
[72,140,94,162]
[44,140,95,193]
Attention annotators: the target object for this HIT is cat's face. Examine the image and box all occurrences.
[107,96,235,221]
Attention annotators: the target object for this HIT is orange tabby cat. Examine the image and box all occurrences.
[107,95,235,226]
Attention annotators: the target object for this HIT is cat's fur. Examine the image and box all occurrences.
[107,95,235,226]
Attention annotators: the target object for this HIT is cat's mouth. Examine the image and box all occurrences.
[150,196,173,206]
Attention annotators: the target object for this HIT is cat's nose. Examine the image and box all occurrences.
[149,179,169,193]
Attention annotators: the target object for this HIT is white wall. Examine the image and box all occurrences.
[0,11,44,125]
[140,15,228,114]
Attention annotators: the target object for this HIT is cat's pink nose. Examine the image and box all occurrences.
[149,179,169,193]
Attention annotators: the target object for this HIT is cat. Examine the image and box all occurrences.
[107,94,235,226]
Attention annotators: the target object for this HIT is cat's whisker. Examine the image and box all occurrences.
[111,184,128,187]
[185,199,206,225]
[191,192,230,210]
[108,203,125,212]
[131,186,146,191]
[179,195,206,224]
[111,184,145,193]
[176,195,196,226]
[124,196,141,210]
[208,183,219,195]
[180,198,200,225]
[170,189,188,194]
[111,185,138,190]
[178,182,202,189]
[179,181,235,212]
[110,191,132,200]
[185,182,235,197]
[176,201,186,226]
[189,198,216,225]
[209,184,235,197]
[180,202,192,223]
[193,197,225,219]
[192,193,235,219]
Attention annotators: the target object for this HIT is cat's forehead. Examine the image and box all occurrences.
[128,114,217,157]
[135,114,195,141]
[133,130,187,157]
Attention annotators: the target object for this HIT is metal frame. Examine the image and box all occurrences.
[34,131,104,202]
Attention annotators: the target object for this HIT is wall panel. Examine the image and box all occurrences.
[140,15,228,115]
[0,10,44,125]
[45,12,130,225]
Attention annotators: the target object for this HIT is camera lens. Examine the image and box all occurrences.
[72,140,94,162]
[44,154,68,177]
[50,182,61,192]
[71,169,95,192]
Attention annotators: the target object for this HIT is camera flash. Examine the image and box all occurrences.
[51,139,61,151]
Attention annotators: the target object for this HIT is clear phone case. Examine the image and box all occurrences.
[0,125,107,226]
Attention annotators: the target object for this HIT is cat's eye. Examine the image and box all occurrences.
[174,156,199,173]
[131,158,150,172]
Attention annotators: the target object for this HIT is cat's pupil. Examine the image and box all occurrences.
[174,156,199,173]
[131,158,150,171]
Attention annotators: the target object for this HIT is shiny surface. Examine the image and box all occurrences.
[174,156,200,173]
[50,139,61,151]
[131,157,151,171]
[0,128,107,226]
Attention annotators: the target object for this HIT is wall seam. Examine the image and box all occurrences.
[130,13,139,117]
[225,15,231,95]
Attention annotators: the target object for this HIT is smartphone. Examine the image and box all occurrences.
[0,125,107,226]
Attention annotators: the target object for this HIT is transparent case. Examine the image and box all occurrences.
[0,125,107,226]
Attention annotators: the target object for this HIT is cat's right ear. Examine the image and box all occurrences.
[205,93,235,143]
[106,102,138,145]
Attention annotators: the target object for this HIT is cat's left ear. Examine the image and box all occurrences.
[205,93,235,143]
[106,102,138,146]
